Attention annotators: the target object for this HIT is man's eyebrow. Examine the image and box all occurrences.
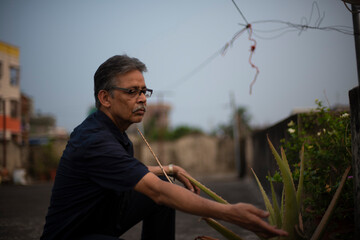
[128,86,147,89]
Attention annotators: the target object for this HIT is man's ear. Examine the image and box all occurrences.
[98,90,112,108]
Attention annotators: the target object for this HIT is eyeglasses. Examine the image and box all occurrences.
[109,86,153,98]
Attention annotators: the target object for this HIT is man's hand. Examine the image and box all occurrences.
[147,165,200,194]
[225,203,288,238]
[172,165,200,194]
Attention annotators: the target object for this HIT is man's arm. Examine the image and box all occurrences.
[147,165,200,193]
[134,172,288,239]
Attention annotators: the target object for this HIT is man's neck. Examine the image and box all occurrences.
[98,108,130,132]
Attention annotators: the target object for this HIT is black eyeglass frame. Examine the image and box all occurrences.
[109,86,153,98]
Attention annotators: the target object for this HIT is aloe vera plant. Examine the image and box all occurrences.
[187,137,351,240]
[252,137,351,240]
[141,125,350,239]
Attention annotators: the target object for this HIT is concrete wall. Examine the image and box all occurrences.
[27,137,68,180]
[0,141,23,174]
[131,134,236,177]
[0,130,236,182]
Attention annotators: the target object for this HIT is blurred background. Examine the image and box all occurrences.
[0,0,357,181]
[0,1,358,239]
[1,0,357,132]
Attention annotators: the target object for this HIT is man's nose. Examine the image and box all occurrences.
[137,92,147,103]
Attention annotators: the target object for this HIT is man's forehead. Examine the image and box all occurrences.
[115,71,146,86]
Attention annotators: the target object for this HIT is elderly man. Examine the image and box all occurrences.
[41,55,287,240]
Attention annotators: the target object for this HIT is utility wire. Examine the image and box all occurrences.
[238,1,353,39]
[247,20,353,39]
[164,1,354,91]
[165,48,223,89]
[231,0,249,25]
[165,27,248,89]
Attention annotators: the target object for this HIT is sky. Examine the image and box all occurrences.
[0,0,358,133]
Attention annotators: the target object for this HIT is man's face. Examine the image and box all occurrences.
[106,70,147,130]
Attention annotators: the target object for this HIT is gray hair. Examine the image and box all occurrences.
[94,55,147,109]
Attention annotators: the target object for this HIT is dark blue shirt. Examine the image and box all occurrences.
[41,110,149,240]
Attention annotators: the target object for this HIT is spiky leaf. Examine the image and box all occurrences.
[203,218,244,240]
[267,136,299,239]
[181,174,228,204]
[269,176,282,228]
[251,169,276,225]
[281,147,296,190]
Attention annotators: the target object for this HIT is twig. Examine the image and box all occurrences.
[137,128,173,183]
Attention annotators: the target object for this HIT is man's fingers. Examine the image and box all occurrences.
[176,171,201,194]
[256,226,289,239]
[176,173,195,192]
[185,181,195,192]
[237,204,288,238]
[247,205,269,218]
[250,214,288,238]
[193,185,201,194]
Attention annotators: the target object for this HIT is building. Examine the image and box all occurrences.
[0,41,22,181]
[21,93,32,145]
[127,102,172,136]
[0,41,21,141]
[142,103,171,130]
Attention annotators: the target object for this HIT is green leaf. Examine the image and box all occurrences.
[267,136,299,239]
[251,168,276,225]
[269,175,282,228]
[182,174,228,204]
[296,145,305,237]
[280,188,285,223]
[202,217,245,240]
[281,147,292,179]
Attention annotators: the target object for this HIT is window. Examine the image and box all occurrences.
[10,66,19,86]
[10,100,18,118]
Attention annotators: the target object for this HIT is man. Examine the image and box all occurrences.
[41,55,287,240]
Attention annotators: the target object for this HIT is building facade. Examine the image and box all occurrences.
[0,41,22,180]
[142,103,171,129]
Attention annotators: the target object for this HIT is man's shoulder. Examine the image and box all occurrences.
[70,112,114,145]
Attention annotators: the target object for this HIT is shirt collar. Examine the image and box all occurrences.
[95,110,131,146]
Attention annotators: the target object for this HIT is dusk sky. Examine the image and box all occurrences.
[0,0,358,133]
